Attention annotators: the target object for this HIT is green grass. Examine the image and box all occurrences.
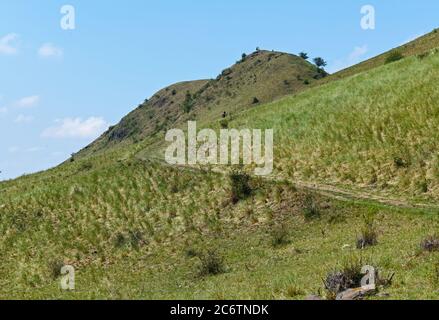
[2,160,439,299]
[2,33,439,300]
[225,49,439,204]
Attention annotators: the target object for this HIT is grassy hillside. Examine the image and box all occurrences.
[79,50,324,158]
[2,32,439,300]
[211,47,439,206]
[1,145,439,299]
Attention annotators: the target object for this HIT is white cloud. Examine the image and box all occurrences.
[38,43,63,58]
[0,33,19,55]
[0,107,7,115]
[42,117,109,139]
[328,45,369,73]
[15,114,34,124]
[15,95,40,108]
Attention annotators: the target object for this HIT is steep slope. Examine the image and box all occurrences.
[78,50,324,157]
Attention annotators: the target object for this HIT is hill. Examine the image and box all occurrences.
[2,31,439,300]
[78,50,325,157]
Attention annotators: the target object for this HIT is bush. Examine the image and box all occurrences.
[421,235,439,252]
[303,194,320,221]
[229,170,252,204]
[356,218,378,249]
[182,91,195,113]
[299,52,309,60]
[385,50,404,64]
[185,247,198,258]
[418,180,429,193]
[271,224,291,247]
[198,249,226,276]
[324,257,364,297]
[78,161,93,172]
[252,97,260,104]
[49,259,64,279]
[393,156,409,168]
[220,119,229,129]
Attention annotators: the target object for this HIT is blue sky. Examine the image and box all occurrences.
[1,0,438,180]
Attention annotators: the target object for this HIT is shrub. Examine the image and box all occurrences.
[220,119,229,129]
[324,257,364,297]
[417,52,430,60]
[229,170,252,203]
[303,194,320,221]
[49,259,64,279]
[417,180,429,193]
[393,156,409,168]
[252,97,260,104]
[78,161,93,172]
[299,52,309,60]
[185,247,198,258]
[356,218,378,249]
[114,233,127,248]
[303,79,310,85]
[198,249,226,276]
[129,230,144,249]
[421,235,439,252]
[271,224,291,247]
[385,50,404,64]
[182,91,195,113]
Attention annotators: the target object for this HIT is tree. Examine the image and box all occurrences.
[313,57,327,68]
[241,53,247,61]
[299,52,309,60]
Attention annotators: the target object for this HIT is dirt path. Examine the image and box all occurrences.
[140,155,439,212]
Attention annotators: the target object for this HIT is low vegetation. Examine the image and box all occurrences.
[2,31,439,300]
